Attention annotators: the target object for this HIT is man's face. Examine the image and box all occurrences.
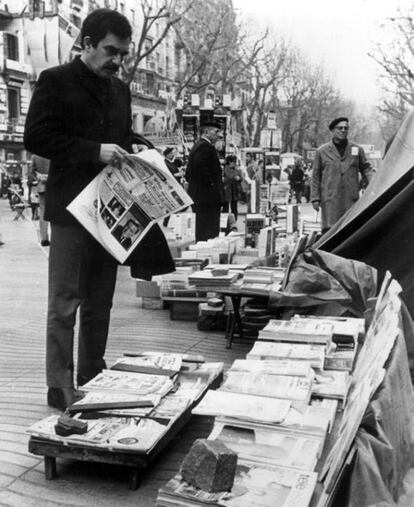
[206,127,221,144]
[124,221,138,238]
[83,32,130,79]
[215,132,224,150]
[332,121,349,142]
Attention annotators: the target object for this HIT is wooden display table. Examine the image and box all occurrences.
[28,374,222,490]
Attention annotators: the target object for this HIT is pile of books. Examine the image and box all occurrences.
[185,236,240,264]
[188,270,240,289]
[239,267,285,295]
[28,352,223,455]
[275,204,299,234]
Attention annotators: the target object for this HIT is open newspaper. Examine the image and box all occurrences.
[67,149,193,263]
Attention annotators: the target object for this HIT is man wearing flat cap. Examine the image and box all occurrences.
[311,117,371,233]
[186,121,225,241]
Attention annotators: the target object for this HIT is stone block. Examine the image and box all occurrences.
[180,438,237,492]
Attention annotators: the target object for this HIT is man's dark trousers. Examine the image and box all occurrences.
[47,223,118,388]
[193,202,221,242]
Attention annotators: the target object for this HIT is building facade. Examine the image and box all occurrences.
[0,0,249,176]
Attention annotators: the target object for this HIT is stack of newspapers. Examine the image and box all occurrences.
[28,352,223,455]
[157,309,377,507]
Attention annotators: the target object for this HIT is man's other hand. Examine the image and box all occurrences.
[312,200,320,212]
[99,144,128,165]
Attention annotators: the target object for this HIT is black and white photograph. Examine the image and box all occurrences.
[2,1,414,506]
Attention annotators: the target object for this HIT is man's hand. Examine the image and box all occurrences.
[99,144,128,165]
[131,143,149,154]
[312,200,320,212]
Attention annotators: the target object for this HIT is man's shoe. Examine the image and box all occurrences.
[47,387,84,411]
[40,240,50,247]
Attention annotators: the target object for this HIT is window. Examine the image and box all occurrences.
[7,88,19,121]
[4,34,19,61]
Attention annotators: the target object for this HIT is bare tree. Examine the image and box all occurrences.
[241,36,291,147]
[369,7,414,138]
[271,51,341,153]
[121,0,189,85]
[173,0,248,98]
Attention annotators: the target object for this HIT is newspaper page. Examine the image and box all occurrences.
[67,149,193,263]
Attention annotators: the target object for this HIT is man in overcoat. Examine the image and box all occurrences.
[186,121,225,241]
[311,117,371,233]
[24,9,174,410]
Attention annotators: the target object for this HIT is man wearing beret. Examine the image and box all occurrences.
[311,117,371,233]
[186,121,225,241]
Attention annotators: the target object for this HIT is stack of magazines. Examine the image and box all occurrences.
[157,309,376,507]
[28,352,223,456]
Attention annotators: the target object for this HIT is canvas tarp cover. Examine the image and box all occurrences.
[315,109,414,317]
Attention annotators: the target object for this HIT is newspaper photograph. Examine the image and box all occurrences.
[67,149,193,263]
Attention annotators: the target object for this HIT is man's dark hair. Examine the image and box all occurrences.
[80,8,132,49]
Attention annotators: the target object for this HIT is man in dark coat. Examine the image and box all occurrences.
[311,116,371,234]
[185,121,225,241]
[24,9,174,411]
[289,162,305,203]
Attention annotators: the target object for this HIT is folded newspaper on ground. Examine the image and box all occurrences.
[67,149,193,263]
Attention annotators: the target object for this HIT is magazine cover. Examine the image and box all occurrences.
[192,390,291,424]
[67,149,193,263]
[208,422,320,470]
[81,369,175,397]
[247,341,326,369]
[157,460,317,507]
[229,359,313,378]
[28,414,170,453]
[220,372,312,402]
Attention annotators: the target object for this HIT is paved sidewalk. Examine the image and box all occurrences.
[0,198,250,506]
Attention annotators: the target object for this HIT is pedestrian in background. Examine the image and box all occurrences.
[31,154,50,245]
[289,161,305,203]
[29,173,39,220]
[185,120,225,242]
[311,116,371,234]
[222,154,243,220]
[24,8,173,411]
[245,152,261,212]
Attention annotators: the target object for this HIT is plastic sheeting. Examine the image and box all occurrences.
[268,249,377,318]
